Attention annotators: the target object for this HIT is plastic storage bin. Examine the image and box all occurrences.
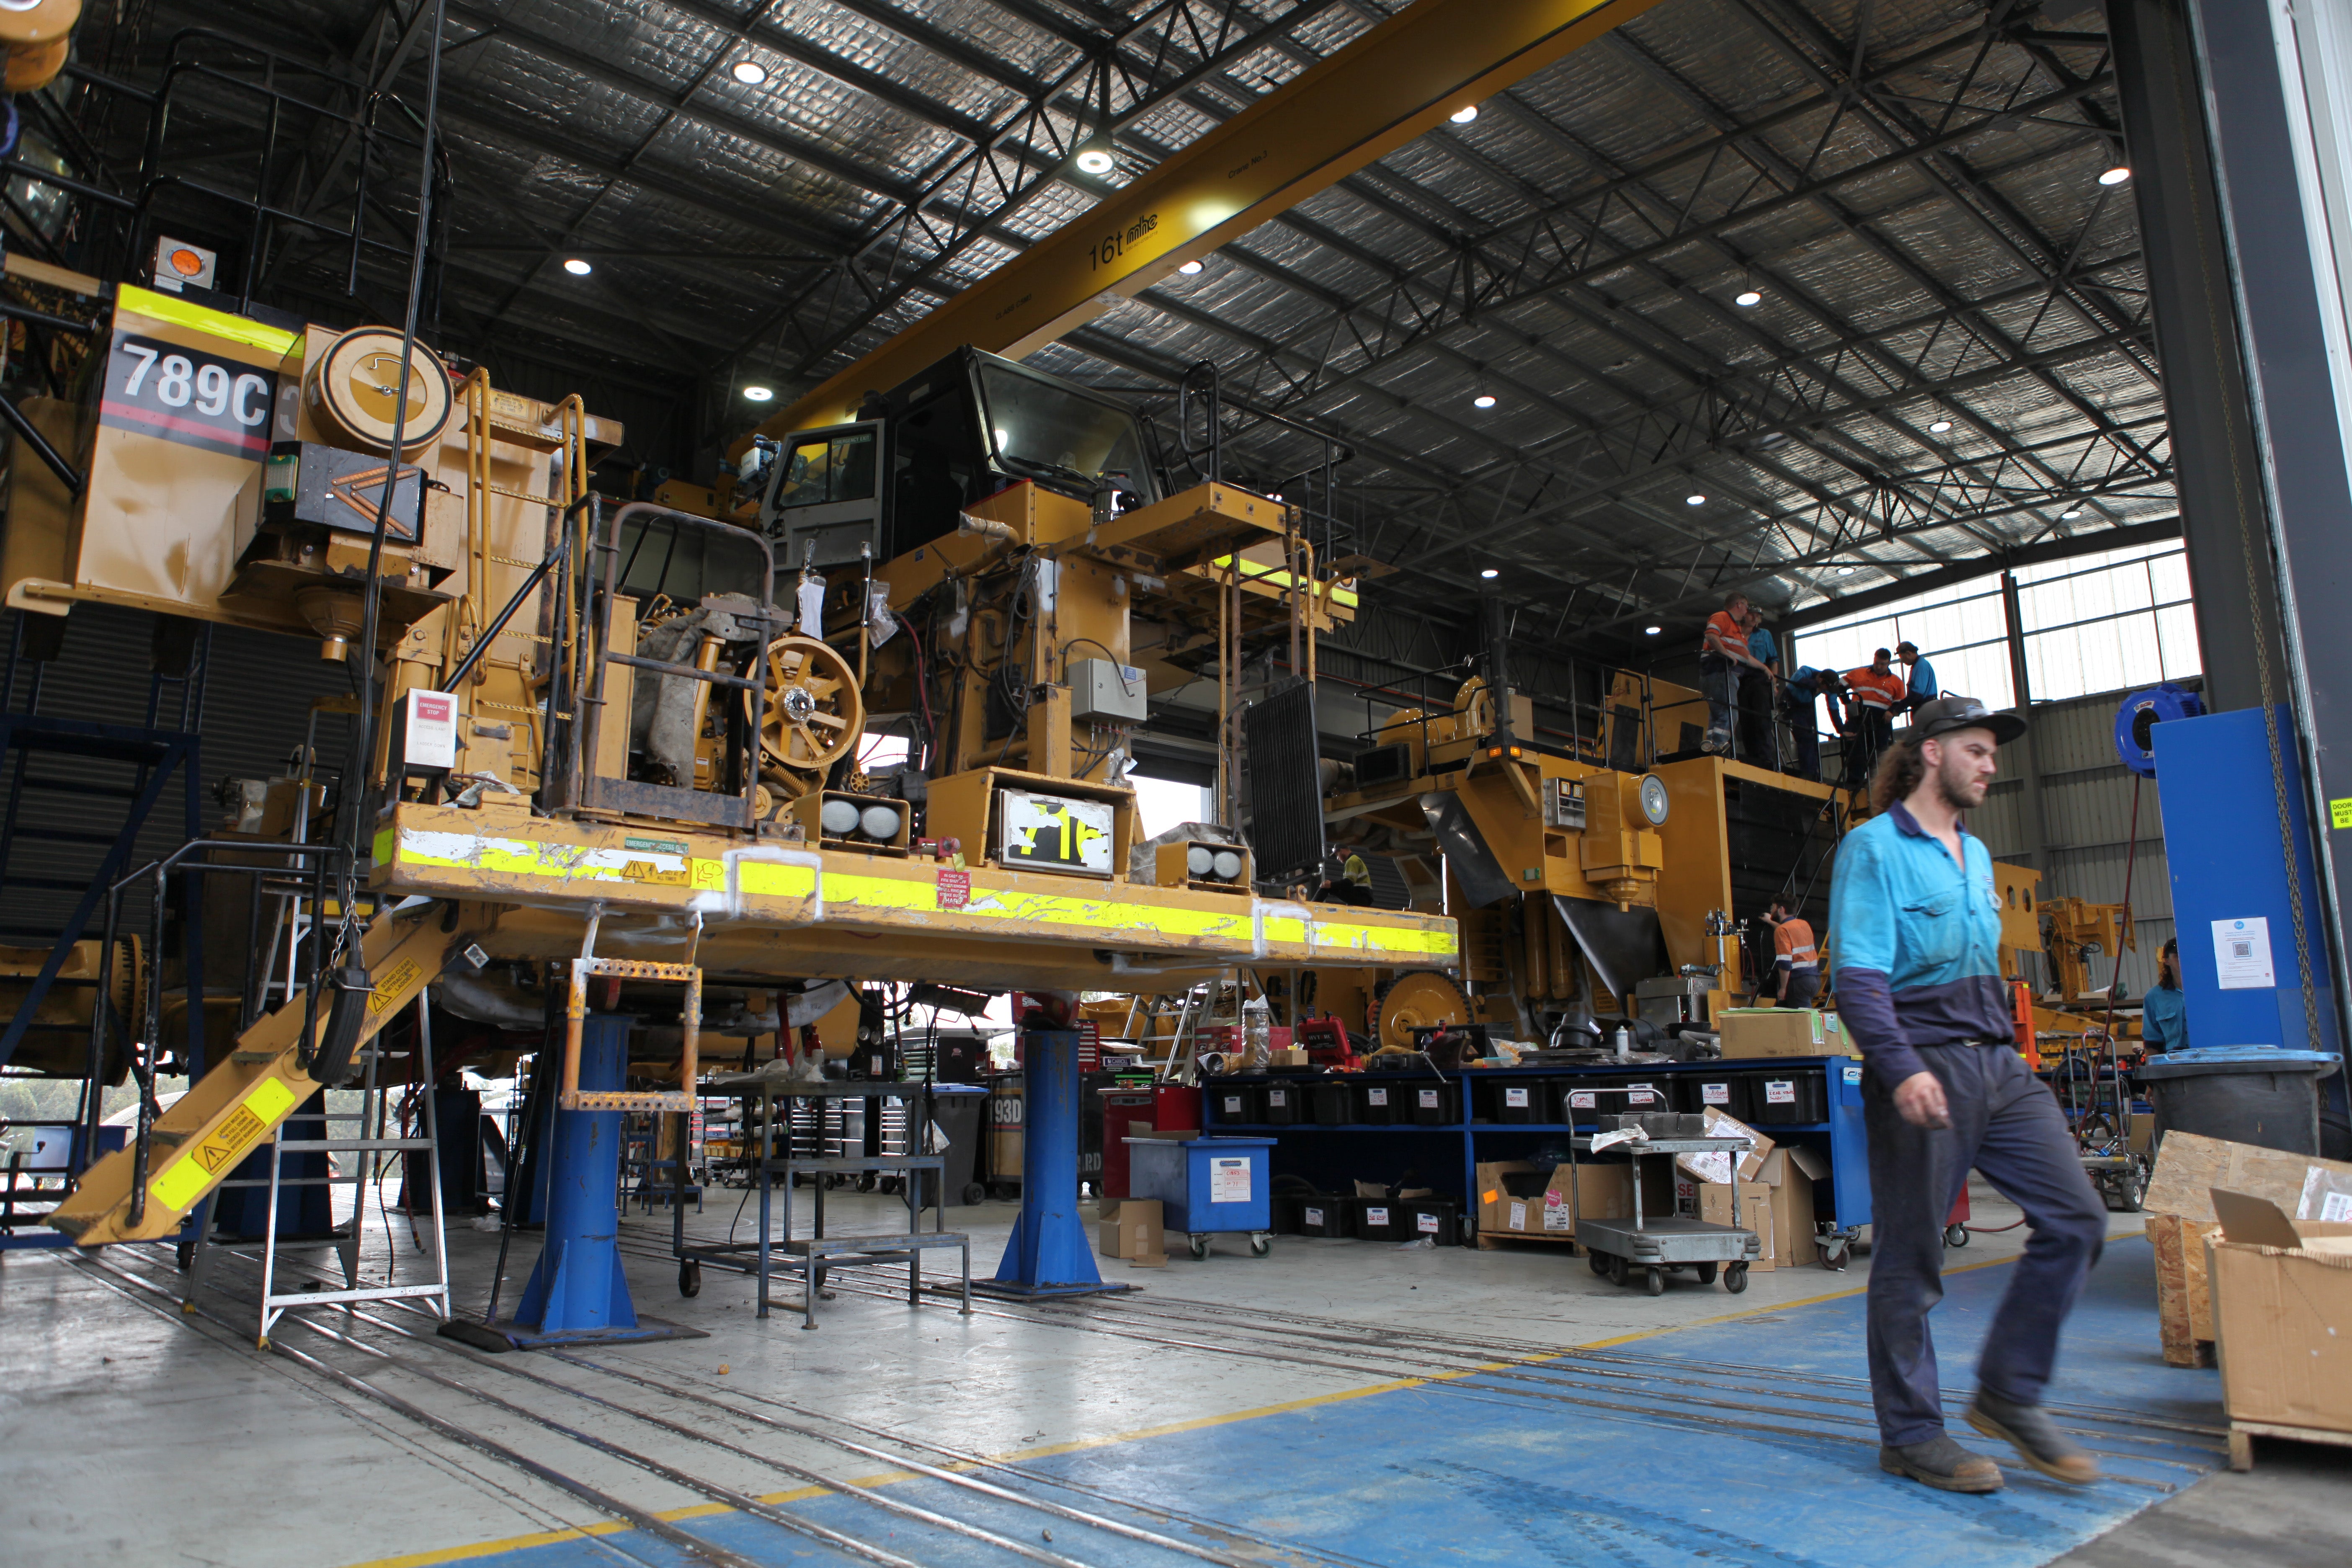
[1356,1080,1403,1125]
[1678,1072,1753,1121]
[1400,1197,1461,1244]
[1310,1082,1356,1126]
[1260,1082,1303,1126]
[1292,1195,1351,1237]
[1478,1077,1551,1123]
[1353,1197,1406,1240]
[1126,1135,1278,1252]
[1207,1083,1260,1126]
[1408,1081,1459,1125]
[1747,1068,1826,1124]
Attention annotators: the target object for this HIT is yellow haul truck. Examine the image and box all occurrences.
[16,288,1451,1247]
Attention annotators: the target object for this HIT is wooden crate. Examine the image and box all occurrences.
[1474,1226,1581,1252]
[2228,1419,2352,1471]
[2147,1212,2218,1368]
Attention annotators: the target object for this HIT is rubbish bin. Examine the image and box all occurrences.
[931,1086,988,1206]
[2137,1047,2342,1156]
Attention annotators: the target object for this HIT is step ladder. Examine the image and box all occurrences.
[46,906,457,1247]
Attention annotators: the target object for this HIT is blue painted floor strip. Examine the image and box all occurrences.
[440,1236,2222,1568]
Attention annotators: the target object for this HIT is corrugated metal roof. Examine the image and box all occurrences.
[75,0,2158,654]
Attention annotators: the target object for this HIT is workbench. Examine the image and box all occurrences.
[674,1076,974,1330]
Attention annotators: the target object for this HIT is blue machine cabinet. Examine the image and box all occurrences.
[2153,706,2342,1057]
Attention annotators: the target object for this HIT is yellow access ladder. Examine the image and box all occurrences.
[47,905,457,1246]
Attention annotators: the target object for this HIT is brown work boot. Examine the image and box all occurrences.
[1877,1434,2003,1493]
[1967,1391,2101,1484]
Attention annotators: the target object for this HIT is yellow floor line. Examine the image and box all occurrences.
[344,1233,2148,1568]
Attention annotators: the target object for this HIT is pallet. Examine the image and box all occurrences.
[2146,1212,2218,1368]
[1475,1228,1580,1252]
[2228,1418,2352,1471]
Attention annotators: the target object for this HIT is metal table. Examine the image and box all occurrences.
[676,1076,972,1330]
[1568,1131,1761,1295]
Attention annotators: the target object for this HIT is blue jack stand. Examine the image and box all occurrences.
[975,1029,1134,1300]
[440,1014,704,1352]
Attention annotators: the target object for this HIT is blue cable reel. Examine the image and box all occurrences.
[2114,683,2204,777]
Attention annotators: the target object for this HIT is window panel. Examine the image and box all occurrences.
[2156,603,2203,681]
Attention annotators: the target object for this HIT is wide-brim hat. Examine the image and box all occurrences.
[1907,694,2026,745]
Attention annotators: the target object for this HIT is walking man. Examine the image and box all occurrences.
[1828,695,2108,1492]
[1761,897,1820,1008]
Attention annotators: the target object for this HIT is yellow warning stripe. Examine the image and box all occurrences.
[1207,552,1361,608]
[148,1076,297,1212]
[388,827,1455,961]
[116,282,302,357]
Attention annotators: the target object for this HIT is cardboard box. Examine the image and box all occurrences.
[1473,1158,1667,1237]
[2141,1132,2352,1367]
[1098,1199,1167,1266]
[1718,1008,1858,1059]
[1697,1145,1824,1270]
[2143,1130,2352,1222]
[1672,1107,1775,1186]
[2209,1189,2352,1433]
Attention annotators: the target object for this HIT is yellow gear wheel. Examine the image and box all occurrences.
[1373,970,1469,1051]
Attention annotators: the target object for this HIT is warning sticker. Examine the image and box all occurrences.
[369,957,422,1016]
[2334,798,2352,830]
[937,868,971,910]
[150,1077,298,1211]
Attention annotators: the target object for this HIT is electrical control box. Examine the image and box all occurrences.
[1070,657,1148,723]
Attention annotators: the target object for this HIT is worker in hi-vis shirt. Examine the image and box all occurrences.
[1828,694,2106,1496]
[1762,897,1819,1008]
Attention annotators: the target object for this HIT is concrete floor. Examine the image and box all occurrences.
[0,1177,2338,1568]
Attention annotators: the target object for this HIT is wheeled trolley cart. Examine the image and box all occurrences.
[1127,1135,1277,1259]
[1567,1091,1760,1296]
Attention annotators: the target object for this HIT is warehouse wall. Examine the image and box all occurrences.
[1962,685,2182,1000]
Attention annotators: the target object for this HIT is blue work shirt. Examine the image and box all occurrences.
[1904,655,1938,703]
[1783,666,1843,725]
[1827,800,2013,1086]
[1748,627,1778,667]
[2142,984,2189,1053]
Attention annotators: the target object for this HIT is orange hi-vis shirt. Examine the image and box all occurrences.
[1774,918,1819,973]
[1702,611,1750,661]
[1845,668,1905,711]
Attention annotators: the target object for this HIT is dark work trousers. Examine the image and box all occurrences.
[1843,707,1893,790]
[1777,969,1821,1009]
[1739,668,1777,768]
[1864,1043,2107,1446]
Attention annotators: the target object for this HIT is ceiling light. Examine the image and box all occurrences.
[732,59,768,85]
[1480,567,1499,578]
[1837,565,1856,575]
[1929,419,1953,433]
[562,257,592,276]
[2098,165,2131,186]
[1177,259,1204,275]
[1450,105,1479,124]
[743,385,774,402]
[2061,507,2084,519]
[1734,288,1762,307]
[1685,493,1706,505]
[1473,392,1498,409]
[1075,138,1116,175]
[1643,624,1662,635]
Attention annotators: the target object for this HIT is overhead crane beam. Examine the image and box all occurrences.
[757,0,1673,440]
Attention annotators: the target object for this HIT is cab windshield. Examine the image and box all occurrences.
[974,358,1160,505]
